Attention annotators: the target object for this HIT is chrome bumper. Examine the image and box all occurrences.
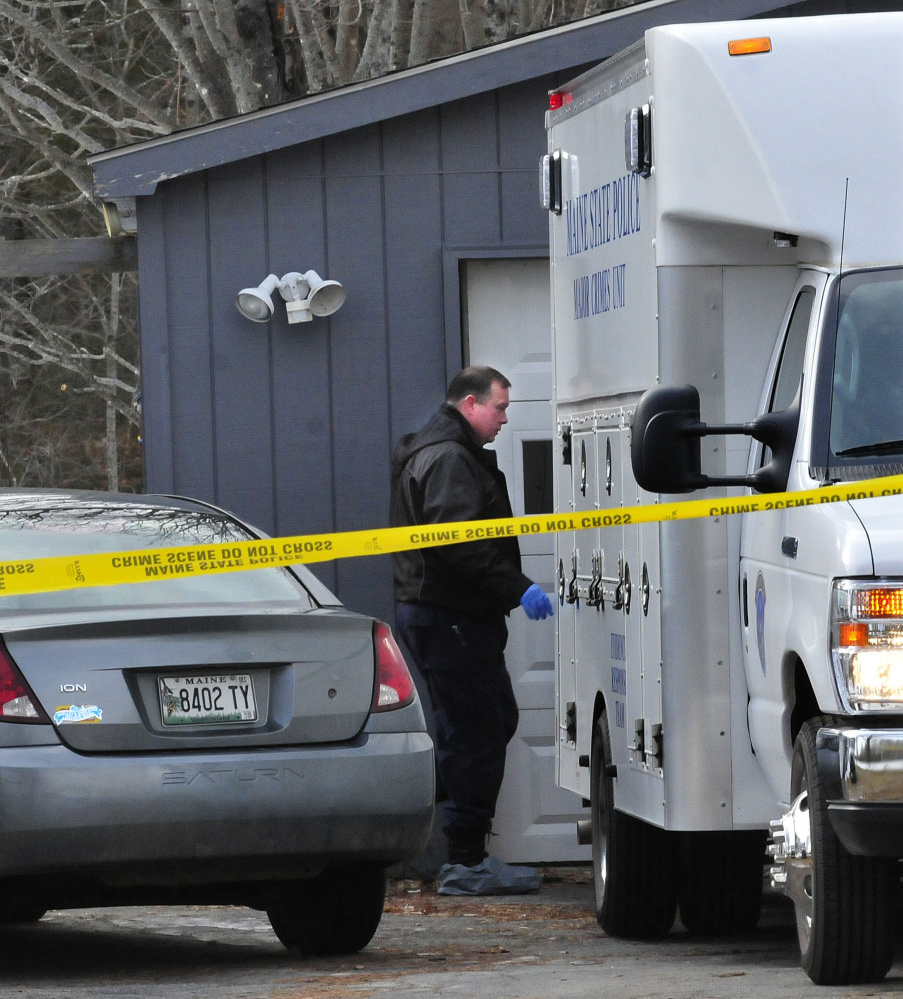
[819,727,903,803]
[770,725,903,889]
[817,726,903,856]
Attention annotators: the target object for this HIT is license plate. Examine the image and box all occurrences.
[158,673,257,726]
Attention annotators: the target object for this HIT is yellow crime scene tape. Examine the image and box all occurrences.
[3,473,903,598]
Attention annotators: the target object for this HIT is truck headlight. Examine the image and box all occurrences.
[832,580,903,710]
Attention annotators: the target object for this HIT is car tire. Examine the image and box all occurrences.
[591,711,678,938]
[266,863,386,955]
[791,717,894,985]
[677,829,766,935]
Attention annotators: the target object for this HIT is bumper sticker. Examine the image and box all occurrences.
[54,705,102,724]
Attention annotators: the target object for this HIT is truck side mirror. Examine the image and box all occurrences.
[631,385,706,493]
[631,384,800,495]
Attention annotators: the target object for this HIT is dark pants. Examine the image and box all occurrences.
[396,602,519,841]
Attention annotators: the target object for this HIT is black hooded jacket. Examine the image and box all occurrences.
[391,404,532,619]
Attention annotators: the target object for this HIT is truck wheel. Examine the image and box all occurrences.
[266,863,386,955]
[591,712,677,938]
[789,718,894,985]
[677,830,766,935]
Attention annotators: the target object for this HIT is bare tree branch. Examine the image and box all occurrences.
[0,0,174,130]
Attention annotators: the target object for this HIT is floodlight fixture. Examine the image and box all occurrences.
[236,270,346,325]
[236,273,280,323]
[303,270,347,317]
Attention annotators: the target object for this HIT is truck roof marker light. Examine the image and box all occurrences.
[728,36,772,56]
[549,92,572,110]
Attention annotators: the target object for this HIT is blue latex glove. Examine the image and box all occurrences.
[520,583,554,620]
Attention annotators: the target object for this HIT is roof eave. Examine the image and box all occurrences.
[89,0,792,199]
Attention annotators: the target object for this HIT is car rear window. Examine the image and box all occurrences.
[0,502,317,615]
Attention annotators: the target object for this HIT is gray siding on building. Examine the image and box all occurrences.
[137,76,556,623]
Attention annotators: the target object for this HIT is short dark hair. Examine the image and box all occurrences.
[446,366,511,405]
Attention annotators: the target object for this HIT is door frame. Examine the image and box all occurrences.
[441,244,547,378]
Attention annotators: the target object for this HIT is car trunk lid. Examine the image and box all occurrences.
[1,608,375,752]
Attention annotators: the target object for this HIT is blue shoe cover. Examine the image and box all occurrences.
[437,856,542,896]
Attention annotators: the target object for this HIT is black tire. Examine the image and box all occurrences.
[591,712,678,938]
[790,718,895,985]
[266,864,386,955]
[677,830,766,935]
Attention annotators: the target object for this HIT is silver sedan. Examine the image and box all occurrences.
[0,489,434,954]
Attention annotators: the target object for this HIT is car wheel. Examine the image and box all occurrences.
[789,718,894,985]
[677,829,766,935]
[267,863,386,955]
[591,712,678,938]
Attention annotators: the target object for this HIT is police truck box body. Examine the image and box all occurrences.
[543,13,903,985]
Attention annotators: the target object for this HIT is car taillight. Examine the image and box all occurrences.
[371,622,415,712]
[0,640,49,723]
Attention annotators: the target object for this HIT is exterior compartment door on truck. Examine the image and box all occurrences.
[609,416,665,820]
[555,417,579,792]
[571,415,601,798]
[589,415,628,786]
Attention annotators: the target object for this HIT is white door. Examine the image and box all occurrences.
[463,257,591,863]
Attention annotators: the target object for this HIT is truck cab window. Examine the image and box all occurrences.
[829,268,903,460]
[759,287,814,469]
[771,288,814,414]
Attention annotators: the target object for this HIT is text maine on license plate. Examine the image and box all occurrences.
[159,673,257,726]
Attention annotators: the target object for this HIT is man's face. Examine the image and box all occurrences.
[460,381,510,445]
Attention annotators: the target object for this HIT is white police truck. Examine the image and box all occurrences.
[542,12,903,985]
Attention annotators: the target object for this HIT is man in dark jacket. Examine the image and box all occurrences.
[391,366,554,894]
